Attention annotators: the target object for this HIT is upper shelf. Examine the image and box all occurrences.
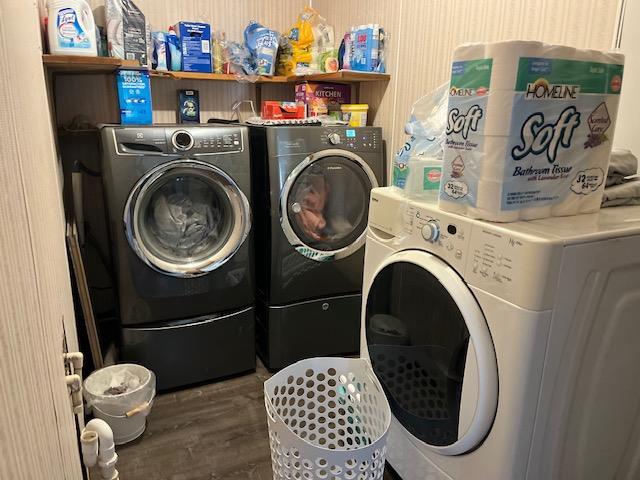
[42,55,391,83]
[42,54,140,73]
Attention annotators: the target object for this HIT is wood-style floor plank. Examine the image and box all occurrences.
[115,362,398,479]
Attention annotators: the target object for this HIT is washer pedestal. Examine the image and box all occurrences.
[121,306,255,390]
[256,293,361,371]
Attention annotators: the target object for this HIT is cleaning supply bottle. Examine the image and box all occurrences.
[166,26,182,71]
[47,0,97,56]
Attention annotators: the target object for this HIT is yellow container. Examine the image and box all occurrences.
[341,104,369,127]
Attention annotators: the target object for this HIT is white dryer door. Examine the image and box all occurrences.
[364,249,498,455]
[124,159,251,278]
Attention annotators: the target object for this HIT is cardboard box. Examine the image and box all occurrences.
[116,70,152,125]
[174,22,211,72]
[261,101,306,120]
[295,82,351,116]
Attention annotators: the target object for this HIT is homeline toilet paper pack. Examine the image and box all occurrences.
[438,40,624,222]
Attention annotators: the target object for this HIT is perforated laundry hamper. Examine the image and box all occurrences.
[264,357,391,480]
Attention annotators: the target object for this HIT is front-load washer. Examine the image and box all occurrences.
[249,126,385,370]
[100,125,255,390]
[361,187,640,480]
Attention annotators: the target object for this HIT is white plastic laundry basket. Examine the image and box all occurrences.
[264,357,391,480]
[84,364,156,445]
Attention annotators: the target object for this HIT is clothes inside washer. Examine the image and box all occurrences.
[146,177,227,260]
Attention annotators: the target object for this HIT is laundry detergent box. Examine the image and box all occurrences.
[174,22,211,72]
[438,40,624,222]
[295,82,351,117]
[116,69,152,125]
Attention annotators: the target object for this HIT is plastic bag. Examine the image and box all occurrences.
[288,6,333,75]
[226,41,257,76]
[276,35,295,76]
[244,21,280,76]
[393,82,448,190]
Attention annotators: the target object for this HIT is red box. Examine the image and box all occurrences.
[261,101,306,120]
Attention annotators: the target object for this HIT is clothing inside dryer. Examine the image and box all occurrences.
[365,261,471,447]
[138,173,234,264]
[288,157,371,252]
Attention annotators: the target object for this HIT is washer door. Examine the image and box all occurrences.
[364,250,498,455]
[124,159,251,278]
[281,149,378,262]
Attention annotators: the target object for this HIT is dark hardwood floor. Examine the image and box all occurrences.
[115,361,398,479]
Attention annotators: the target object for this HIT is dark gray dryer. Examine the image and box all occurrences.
[100,125,255,390]
[249,125,385,370]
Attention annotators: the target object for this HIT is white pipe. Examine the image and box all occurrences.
[81,419,119,480]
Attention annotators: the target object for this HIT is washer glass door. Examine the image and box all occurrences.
[364,250,498,455]
[281,150,378,261]
[125,159,251,277]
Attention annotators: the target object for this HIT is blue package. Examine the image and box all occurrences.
[116,69,152,125]
[174,22,211,72]
[244,21,279,76]
[351,25,380,72]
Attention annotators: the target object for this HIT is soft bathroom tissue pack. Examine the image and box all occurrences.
[439,41,624,222]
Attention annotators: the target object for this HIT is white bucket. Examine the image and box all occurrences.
[84,364,156,445]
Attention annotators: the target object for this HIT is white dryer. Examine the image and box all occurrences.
[361,187,640,480]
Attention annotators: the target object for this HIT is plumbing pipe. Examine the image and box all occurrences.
[65,374,84,415]
[81,419,119,480]
[64,352,84,373]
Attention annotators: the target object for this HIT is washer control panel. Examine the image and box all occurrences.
[401,204,470,272]
[113,126,244,155]
[168,127,243,154]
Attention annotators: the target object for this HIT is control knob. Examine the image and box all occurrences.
[328,133,341,145]
[421,220,440,243]
[172,130,194,150]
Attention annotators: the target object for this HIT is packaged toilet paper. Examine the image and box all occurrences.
[439,41,624,222]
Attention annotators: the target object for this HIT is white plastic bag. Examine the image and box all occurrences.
[393,82,448,190]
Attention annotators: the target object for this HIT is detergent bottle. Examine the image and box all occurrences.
[47,0,97,56]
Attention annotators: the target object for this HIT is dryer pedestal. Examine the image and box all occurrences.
[256,293,361,371]
[121,306,255,390]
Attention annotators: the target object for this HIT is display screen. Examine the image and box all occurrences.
[346,129,356,138]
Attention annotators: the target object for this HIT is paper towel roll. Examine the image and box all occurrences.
[550,193,582,217]
[439,197,468,216]
[479,135,510,179]
[520,206,553,221]
[485,40,545,90]
[483,91,517,136]
[467,179,520,222]
[452,43,486,62]
[579,189,605,214]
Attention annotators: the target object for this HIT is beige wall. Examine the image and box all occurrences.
[1,1,82,478]
[315,0,620,179]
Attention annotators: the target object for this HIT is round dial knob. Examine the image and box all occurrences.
[421,220,440,243]
[328,133,341,145]
[172,131,194,150]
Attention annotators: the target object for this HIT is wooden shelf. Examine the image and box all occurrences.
[151,69,390,84]
[42,54,141,73]
[149,70,290,83]
[42,56,391,84]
